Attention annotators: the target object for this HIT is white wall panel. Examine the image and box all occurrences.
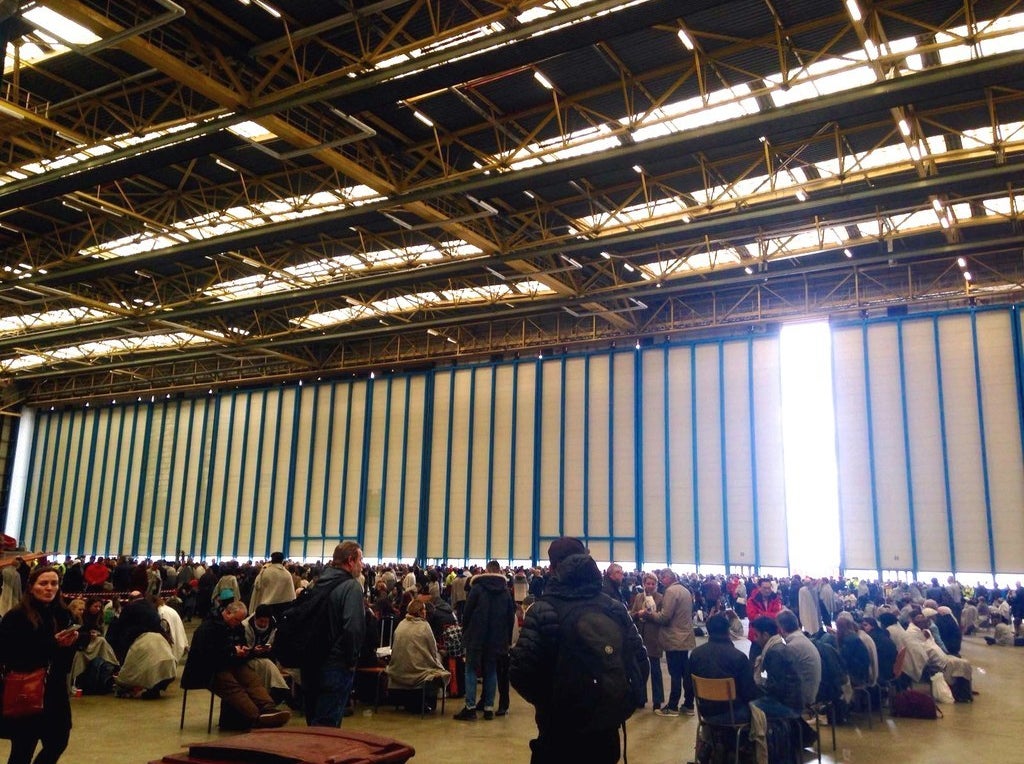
[832,326,876,570]
[723,342,755,567]
[538,361,562,541]
[446,370,473,559]
[752,339,788,569]
[982,312,1024,575]
[866,324,913,571]
[641,349,669,563]
[512,363,537,561]
[489,366,514,561]
[611,351,636,563]
[937,315,989,574]
[467,367,494,561]
[562,358,586,541]
[585,356,611,561]
[901,320,949,572]
[695,343,725,566]
[666,345,696,565]
[426,372,453,560]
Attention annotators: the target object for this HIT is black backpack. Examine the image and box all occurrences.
[547,596,645,733]
[273,577,344,668]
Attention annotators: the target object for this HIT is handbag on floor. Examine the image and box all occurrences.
[890,689,941,719]
[2,667,48,718]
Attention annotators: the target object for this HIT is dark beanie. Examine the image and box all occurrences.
[548,536,587,569]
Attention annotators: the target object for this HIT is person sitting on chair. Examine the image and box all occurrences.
[386,599,450,713]
[182,601,290,729]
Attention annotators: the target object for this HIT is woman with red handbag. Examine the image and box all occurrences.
[0,565,79,764]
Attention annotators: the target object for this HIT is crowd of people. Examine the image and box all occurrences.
[0,548,1021,763]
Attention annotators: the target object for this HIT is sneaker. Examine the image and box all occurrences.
[452,707,477,721]
[483,710,494,721]
[681,706,696,716]
[654,707,679,717]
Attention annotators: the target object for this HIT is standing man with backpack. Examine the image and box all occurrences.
[301,541,365,727]
[510,537,648,763]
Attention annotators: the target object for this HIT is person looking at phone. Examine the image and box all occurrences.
[0,565,80,764]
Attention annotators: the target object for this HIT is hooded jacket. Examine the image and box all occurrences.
[509,553,647,722]
[462,572,515,660]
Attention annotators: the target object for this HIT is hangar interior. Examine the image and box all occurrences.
[1,0,1023,578]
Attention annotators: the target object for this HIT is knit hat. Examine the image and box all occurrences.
[547,536,587,569]
[218,588,235,601]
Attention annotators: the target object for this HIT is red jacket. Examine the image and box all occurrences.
[745,591,783,640]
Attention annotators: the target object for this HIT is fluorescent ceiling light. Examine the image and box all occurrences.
[898,119,911,136]
[845,0,863,23]
[533,70,554,90]
[677,29,695,51]
[252,0,281,18]
[413,110,434,127]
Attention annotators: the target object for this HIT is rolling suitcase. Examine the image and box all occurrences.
[149,728,415,764]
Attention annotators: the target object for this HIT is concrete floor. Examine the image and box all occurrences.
[0,634,1014,764]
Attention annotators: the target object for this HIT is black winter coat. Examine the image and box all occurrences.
[462,573,514,661]
[509,553,648,725]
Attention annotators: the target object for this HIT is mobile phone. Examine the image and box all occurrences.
[59,624,81,634]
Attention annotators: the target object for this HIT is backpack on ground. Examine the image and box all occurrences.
[273,577,344,668]
[890,689,941,719]
[76,656,118,695]
[547,596,646,733]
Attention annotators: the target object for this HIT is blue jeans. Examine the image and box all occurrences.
[648,656,665,708]
[464,654,497,711]
[665,649,693,710]
[305,666,355,727]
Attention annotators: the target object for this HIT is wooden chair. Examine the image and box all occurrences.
[691,675,751,764]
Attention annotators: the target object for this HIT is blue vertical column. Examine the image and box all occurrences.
[248,391,270,559]
[377,378,395,559]
[463,367,478,561]
[558,358,567,538]
[231,392,254,557]
[662,346,673,565]
[442,372,456,562]
[507,364,520,563]
[397,377,413,561]
[530,359,545,565]
[77,411,102,555]
[895,321,919,573]
[860,324,882,575]
[301,386,321,558]
[690,345,701,568]
[264,389,285,555]
[583,356,591,545]
[356,376,376,549]
[416,373,436,564]
[747,340,761,571]
[607,350,616,561]
[92,410,115,555]
[968,312,997,580]
[632,345,644,567]
[200,398,222,559]
[216,394,239,558]
[336,383,354,541]
[63,412,88,555]
[717,342,730,570]
[485,366,498,561]
[142,402,167,557]
[932,317,957,575]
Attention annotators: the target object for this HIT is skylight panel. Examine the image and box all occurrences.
[295,281,553,330]
[22,6,101,45]
[766,58,876,108]
[227,121,277,142]
[628,85,759,142]
[0,332,211,372]
[0,307,110,336]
